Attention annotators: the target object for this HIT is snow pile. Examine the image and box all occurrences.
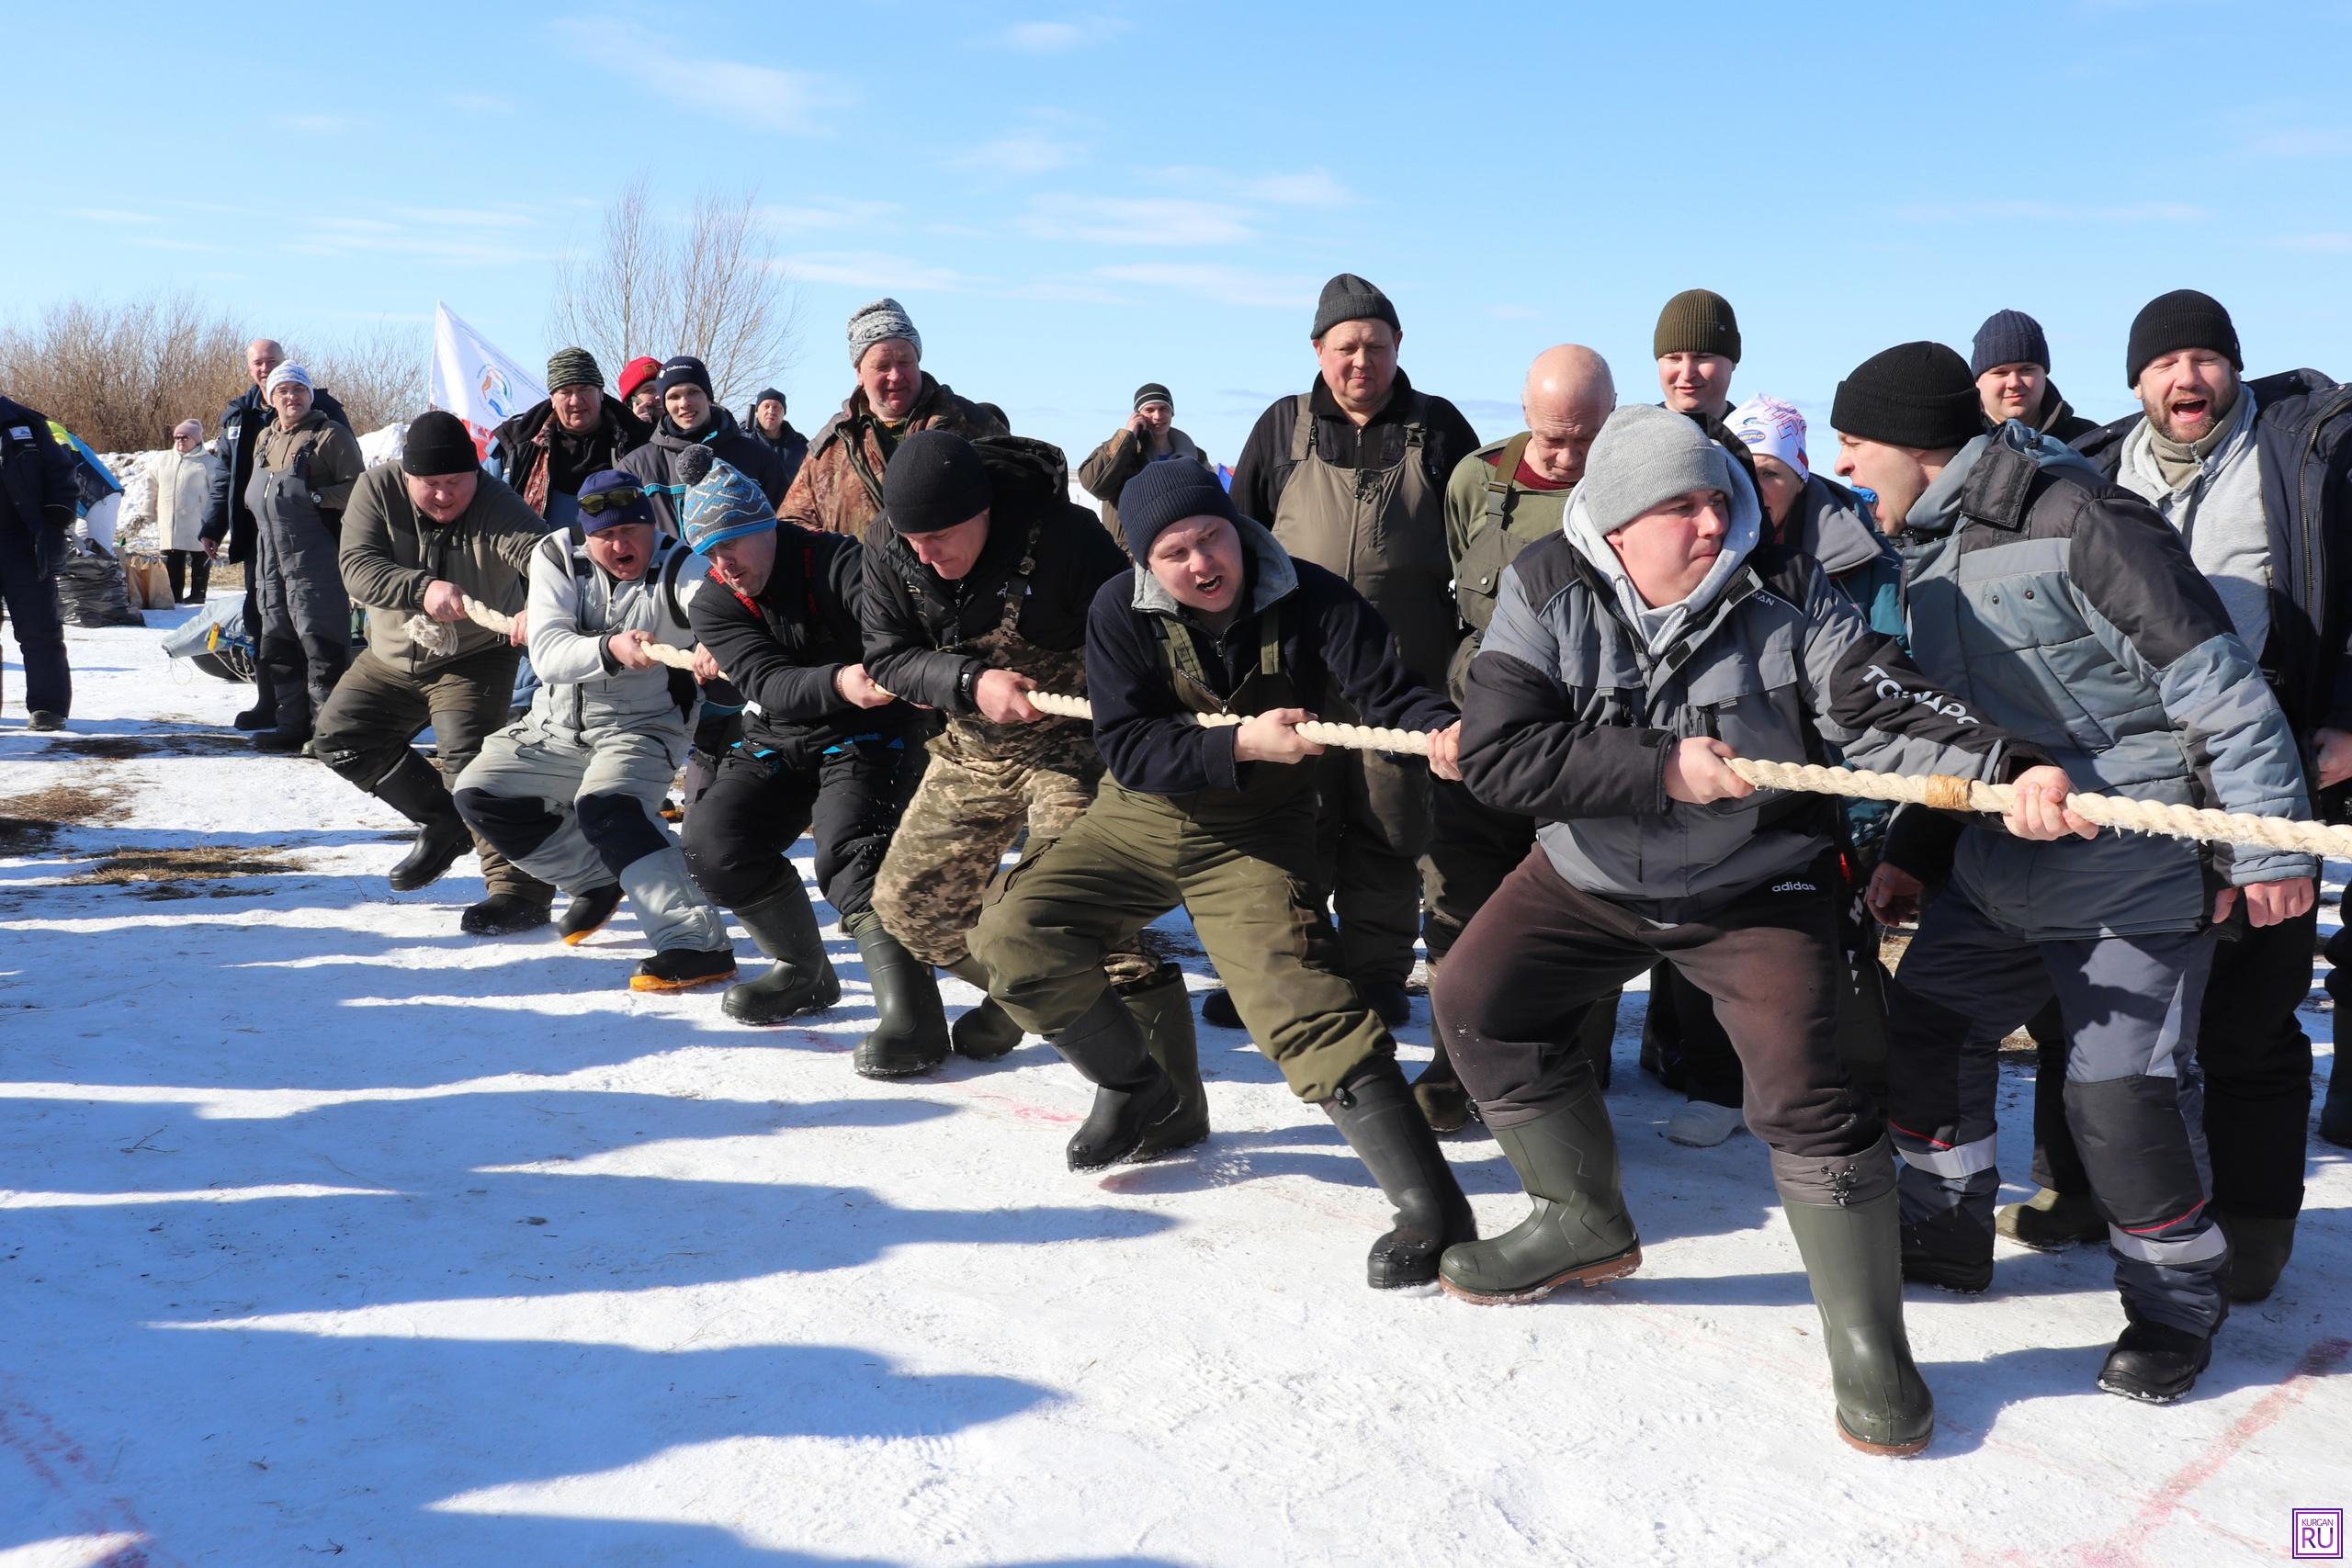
[1,619,2346,1566]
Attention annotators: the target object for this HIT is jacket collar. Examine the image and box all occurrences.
[1307,368,1418,427]
[1131,514,1297,623]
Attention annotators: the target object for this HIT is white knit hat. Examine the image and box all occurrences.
[264,361,313,396]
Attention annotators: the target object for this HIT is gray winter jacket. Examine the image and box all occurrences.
[522,528,705,744]
[1889,423,2313,940]
[1463,474,2034,914]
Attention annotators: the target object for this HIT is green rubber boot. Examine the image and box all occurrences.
[1783,1187,1936,1456]
[1994,1187,2107,1251]
[1438,1057,1640,1303]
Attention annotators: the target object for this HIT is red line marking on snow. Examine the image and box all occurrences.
[954,1089,1078,1125]
[0,1372,183,1566]
[2069,1335,2351,1568]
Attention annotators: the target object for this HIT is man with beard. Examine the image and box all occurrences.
[781,299,1009,539]
[1998,291,2352,1305]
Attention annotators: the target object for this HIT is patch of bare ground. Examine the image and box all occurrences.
[72,845,295,900]
[44,732,251,761]
[0,781,131,855]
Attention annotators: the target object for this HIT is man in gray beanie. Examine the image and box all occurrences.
[779,295,1007,539]
[1432,401,2074,1455]
[1224,273,1481,1025]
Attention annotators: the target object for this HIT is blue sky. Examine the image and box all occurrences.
[15,1,2352,467]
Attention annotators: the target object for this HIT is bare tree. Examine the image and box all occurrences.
[0,295,248,451]
[550,173,798,409]
[300,323,429,434]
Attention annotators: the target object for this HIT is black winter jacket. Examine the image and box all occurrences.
[619,406,788,536]
[2075,368,2352,754]
[690,527,915,765]
[491,395,652,504]
[201,383,350,562]
[0,397,76,544]
[1088,517,1455,796]
[862,436,1127,714]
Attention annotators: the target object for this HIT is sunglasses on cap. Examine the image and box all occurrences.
[576,485,648,517]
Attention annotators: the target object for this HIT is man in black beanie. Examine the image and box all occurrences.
[1224,273,1480,1026]
[1833,341,2315,1404]
[968,457,1475,1289]
[1654,288,1741,423]
[2003,291,2352,1303]
[1969,309,2096,443]
[1076,382,1212,546]
[857,429,1202,1116]
[618,355,787,535]
[314,410,559,935]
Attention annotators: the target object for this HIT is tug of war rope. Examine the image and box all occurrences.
[457,595,2352,859]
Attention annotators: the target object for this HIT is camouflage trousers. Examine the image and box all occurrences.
[872,724,1156,986]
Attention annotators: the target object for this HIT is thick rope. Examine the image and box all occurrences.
[460,594,702,671]
[1024,690,2352,859]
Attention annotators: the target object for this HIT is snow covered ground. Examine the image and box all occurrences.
[3,612,2347,1568]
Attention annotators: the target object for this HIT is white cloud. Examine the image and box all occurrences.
[999,17,1127,51]
[1894,199,2208,223]
[781,251,970,293]
[277,113,365,135]
[446,92,515,115]
[759,199,903,236]
[1094,263,1318,310]
[552,17,851,134]
[1239,170,1355,207]
[2264,233,2352,253]
[2248,128,2352,158]
[951,132,1090,175]
[130,237,217,253]
[1023,196,1253,246]
[392,207,537,230]
[70,208,158,225]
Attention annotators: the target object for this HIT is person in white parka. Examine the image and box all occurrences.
[156,419,225,604]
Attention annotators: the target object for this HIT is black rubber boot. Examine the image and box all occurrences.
[1439,1056,1637,1303]
[1199,987,1242,1029]
[1325,1057,1478,1289]
[460,894,551,936]
[2098,1316,2213,1404]
[1127,964,1208,1159]
[253,724,312,754]
[1051,987,1178,1171]
[943,955,1024,1060]
[850,918,948,1077]
[2214,1208,2295,1304]
[1900,1206,1996,1294]
[559,885,624,945]
[1782,1188,1937,1456]
[2319,1062,2352,1149]
[723,883,842,1026]
[374,750,473,893]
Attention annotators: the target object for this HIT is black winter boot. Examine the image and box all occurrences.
[1199,987,1242,1030]
[559,885,624,945]
[1126,964,1208,1159]
[2320,1061,2352,1149]
[944,955,1024,1060]
[1782,1187,1937,1456]
[850,918,948,1077]
[632,947,737,992]
[2098,1316,2214,1404]
[724,883,841,1026]
[1325,1057,1478,1289]
[460,894,551,936]
[1439,1056,1636,1303]
[252,724,312,754]
[2214,1208,2296,1304]
[1051,987,1178,1171]
[374,750,473,893]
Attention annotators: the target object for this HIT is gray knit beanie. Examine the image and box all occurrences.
[1577,405,1739,535]
[1311,273,1400,340]
[848,298,922,367]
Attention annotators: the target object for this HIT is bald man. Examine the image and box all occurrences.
[201,336,350,729]
[1416,346,1619,1128]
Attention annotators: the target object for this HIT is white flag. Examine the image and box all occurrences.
[428,302,546,458]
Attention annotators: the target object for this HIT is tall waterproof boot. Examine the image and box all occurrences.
[373,749,474,892]
[1412,1043,1472,1134]
[1126,964,1208,1159]
[943,955,1024,1060]
[2213,1207,2296,1304]
[1051,987,1178,1171]
[850,917,948,1078]
[1781,1187,1937,1456]
[1325,1057,1478,1289]
[724,881,842,1026]
[1995,1186,2107,1251]
[1438,1055,1637,1303]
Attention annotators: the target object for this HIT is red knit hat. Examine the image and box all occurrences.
[616,355,662,401]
